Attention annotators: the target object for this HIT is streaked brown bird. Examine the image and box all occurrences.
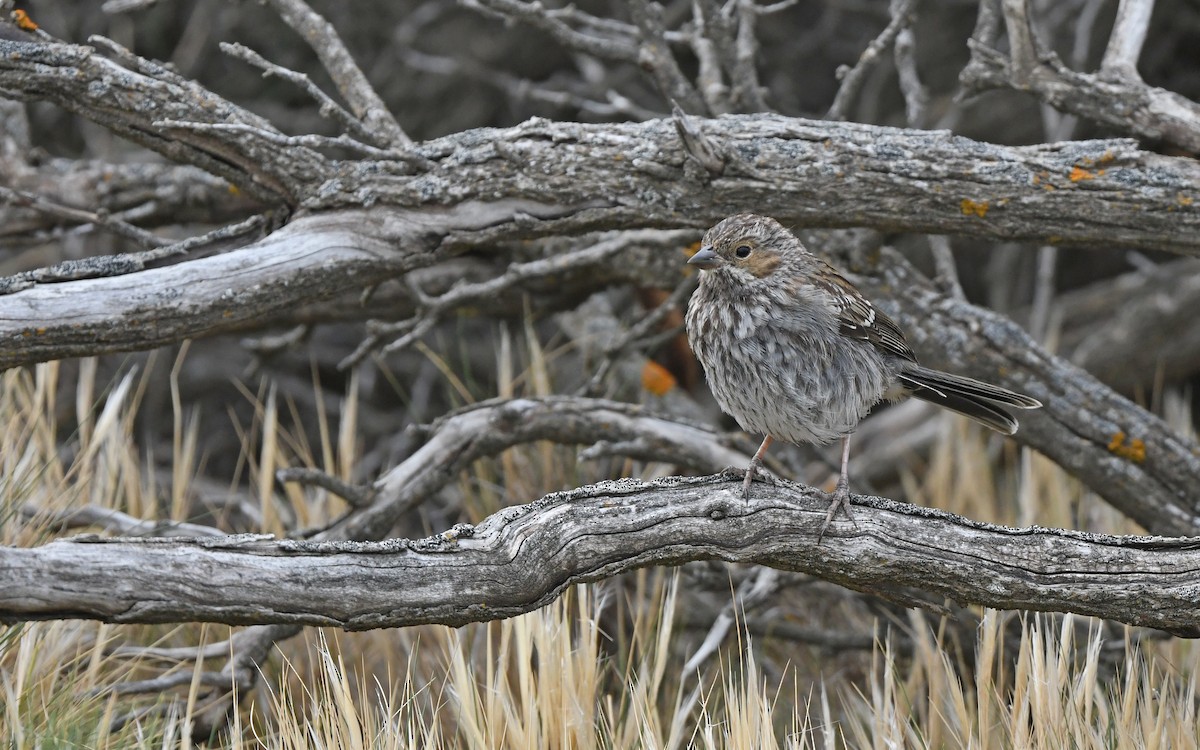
[684,213,1041,539]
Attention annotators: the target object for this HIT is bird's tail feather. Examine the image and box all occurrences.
[897,366,1040,435]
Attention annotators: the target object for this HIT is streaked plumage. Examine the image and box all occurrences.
[684,213,1040,539]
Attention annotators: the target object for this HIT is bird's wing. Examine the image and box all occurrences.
[811,263,917,363]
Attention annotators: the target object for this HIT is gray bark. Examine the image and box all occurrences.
[5,476,1200,636]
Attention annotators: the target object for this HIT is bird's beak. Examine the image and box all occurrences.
[688,246,720,269]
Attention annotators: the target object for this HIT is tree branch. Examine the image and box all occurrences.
[5,476,1200,636]
[261,0,411,147]
[851,245,1200,537]
[1100,0,1154,81]
[961,0,1200,153]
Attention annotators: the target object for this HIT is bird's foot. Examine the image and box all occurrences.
[817,476,857,543]
[741,464,756,501]
[719,466,746,482]
[739,462,777,501]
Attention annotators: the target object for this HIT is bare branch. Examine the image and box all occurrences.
[219,41,385,147]
[276,468,375,509]
[464,0,640,61]
[6,476,1200,636]
[851,245,1200,537]
[0,37,327,203]
[926,236,964,300]
[400,48,662,120]
[261,0,410,147]
[671,103,727,176]
[961,0,1200,152]
[0,185,166,249]
[19,503,225,537]
[583,274,697,395]
[0,159,258,240]
[0,214,269,295]
[892,0,928,126]
[630,0,707,113]
[326,396,750,541]
[690,0,733,114]
[341,231,684,368]
[1100,0,1154,81]
[828,0,916,120]
[1000,0,1038,85]
[731,0,770,111]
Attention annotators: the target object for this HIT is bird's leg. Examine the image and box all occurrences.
[742,435,774,500]
[818,435,858,542]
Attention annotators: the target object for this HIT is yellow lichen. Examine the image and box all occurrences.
[1107,432,1146,463]
[961,198,989,218]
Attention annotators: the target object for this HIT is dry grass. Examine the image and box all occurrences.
[3,332,1199,747]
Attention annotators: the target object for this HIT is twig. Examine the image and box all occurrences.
[682,567,781,675]
[340,233,656,369]
[690,0,732,114]
[101,0,158,13]
[0,185,165,249]
[0,214,268,296]
[892,0,927,127]
[1000,0,1038,85]
[20,503,225,537]
[630,0,707,113]
[672,102,727,176]
[152,120,432,169]
[108,640,234,662]
[1100,0,1154,81]
[276,467,375,508]
[261,0,410,147]
[96,668,237,697]
[927,235,965,300]
[464,0,640,61]
[400,48,662,121]
[731,0,770,111]
[827,0,916,120]
[219,42,384,147]
[1028,245,1058,342]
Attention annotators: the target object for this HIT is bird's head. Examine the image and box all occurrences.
[688,213,804,284]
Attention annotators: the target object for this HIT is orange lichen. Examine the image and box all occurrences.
[1179,194,1194,206]
[1069,166,1097,182]
[641,360,677,396]
[12,9,38,31]
[1107,431,1146,463]
[960,198,989,218]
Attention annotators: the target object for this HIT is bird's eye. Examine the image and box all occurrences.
[734,245,752,258]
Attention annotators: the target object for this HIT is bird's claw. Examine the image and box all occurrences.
[817,476,857,543]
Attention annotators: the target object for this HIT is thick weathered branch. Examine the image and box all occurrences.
[5,38,1200,246]
[1,117,1199,365]
[0,158,259,239]
[1055,257,1200,391]
[852,245,1200,536]
[961,2,1200,153]
[328,396,749,541]
[0,38,329,203]
[5,476,1200,636]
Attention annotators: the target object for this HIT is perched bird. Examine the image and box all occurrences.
[684,213,1040,539]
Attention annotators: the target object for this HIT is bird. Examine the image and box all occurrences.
[684,213,1041,540]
